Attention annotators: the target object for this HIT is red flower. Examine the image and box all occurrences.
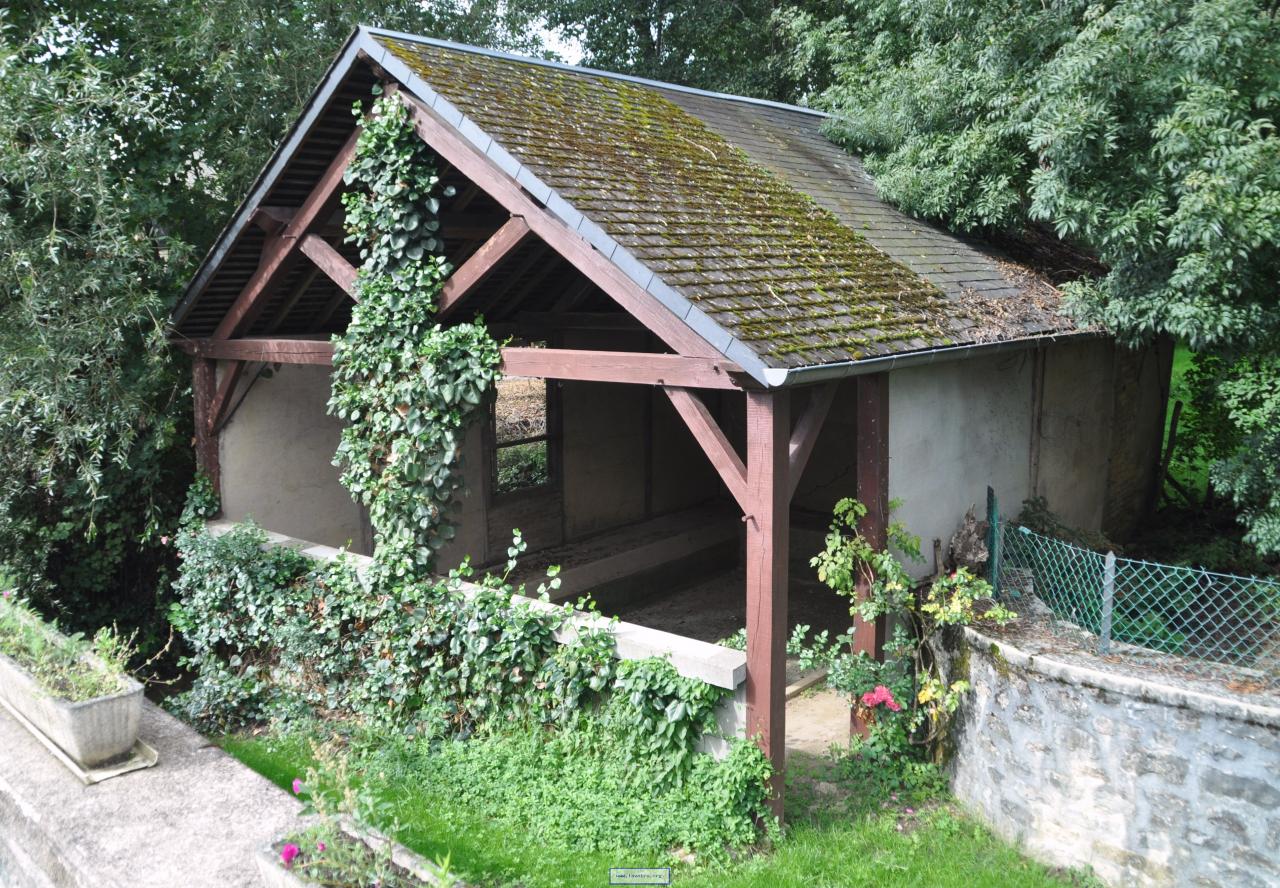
[280,844,301,868]
[861,685,901,711]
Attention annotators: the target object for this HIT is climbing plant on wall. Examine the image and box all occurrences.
[328,90,502,582]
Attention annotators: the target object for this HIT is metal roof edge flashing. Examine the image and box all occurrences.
[768,330,1104,387]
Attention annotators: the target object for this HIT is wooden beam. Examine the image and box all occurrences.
[662,387,748,512]
[500,348,743,389]
[439,216,531,319]
[744,390,790,819]
[180,337,336,365]
[400,93,720,360]
[854,373,889,661]
[208,361,246,434]
[192,357,220,500]
[299,234,358,297]
[213,126,360,340]
[253,206,344,239]
[787,382,838,499]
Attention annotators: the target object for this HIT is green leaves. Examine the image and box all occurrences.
[329,94,502,583]
[793,0,1280,556]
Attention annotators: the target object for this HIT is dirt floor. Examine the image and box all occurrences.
[611,566,851,646]
[785,688,852,757]
[611,566,855,758]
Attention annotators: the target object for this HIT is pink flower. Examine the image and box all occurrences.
[2,590,11,600]
[860,685,901,711]
[160,536,170,546]
[316,841,326,852]
[280,844,301,868]
[291,778,304,795]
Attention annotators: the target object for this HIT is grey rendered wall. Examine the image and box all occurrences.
[219,364,372,554]
[884,337,1162,576]
[888,349,1039,573]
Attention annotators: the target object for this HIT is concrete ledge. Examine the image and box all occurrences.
[206,520,748,691]
[963,627,1280,728]
[0,699,303,888]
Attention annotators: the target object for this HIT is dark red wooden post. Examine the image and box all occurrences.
[192,357,221,500]
[745,389,790,819]
[852,372,889,736]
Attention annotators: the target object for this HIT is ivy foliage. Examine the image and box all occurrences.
[782,0,1280,552]
[329,93,502,581]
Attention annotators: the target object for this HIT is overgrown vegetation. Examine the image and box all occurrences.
[329,91,502,583]
[729,499,1015,805]
[0,593,133,702]
[784,0,1280,555]
[0,1,540,648]
[279,743,458,887]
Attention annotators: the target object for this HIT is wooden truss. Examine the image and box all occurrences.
[179,76,894,819]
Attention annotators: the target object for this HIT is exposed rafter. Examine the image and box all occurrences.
[298,234,359,297]
[213,126,361,340]
[438,216,532,319]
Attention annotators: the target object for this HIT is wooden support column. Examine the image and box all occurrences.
[192,357,220,499]
[852,373,889,737]
[744,390,790,819]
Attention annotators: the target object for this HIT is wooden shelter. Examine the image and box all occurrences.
[172,27,1171,815]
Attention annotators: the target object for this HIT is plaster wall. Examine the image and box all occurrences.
[884,338,1163,575]
[888,349,1038,574]
[1037,337,1118,532]
[219,364,372,554]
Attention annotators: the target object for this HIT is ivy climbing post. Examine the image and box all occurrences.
[328,90,501,585]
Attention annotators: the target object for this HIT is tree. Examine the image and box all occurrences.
[518,0,839,102]
[782,0,1280,553]
[0,3,541,635]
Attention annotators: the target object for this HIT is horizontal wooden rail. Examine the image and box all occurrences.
[178,338,336,364]
[175,340,746,390]
[500,348,744,389]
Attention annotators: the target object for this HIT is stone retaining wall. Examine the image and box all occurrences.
[949,627,1280,888]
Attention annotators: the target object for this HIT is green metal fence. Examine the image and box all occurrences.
[994,521,1280,689]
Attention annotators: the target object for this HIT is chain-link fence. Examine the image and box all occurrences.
[991,520,1280,690]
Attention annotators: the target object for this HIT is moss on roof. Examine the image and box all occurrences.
[380,37,969,368]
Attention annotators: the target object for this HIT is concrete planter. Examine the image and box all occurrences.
[255,821,450,887]
[0,646,143,769]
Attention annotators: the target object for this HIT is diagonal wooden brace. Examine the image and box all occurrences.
[787,382,838,498]
[662,386,749,512]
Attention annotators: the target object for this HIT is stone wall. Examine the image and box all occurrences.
[949,628,1280,888]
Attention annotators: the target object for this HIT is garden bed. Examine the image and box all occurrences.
[0,596,143,769]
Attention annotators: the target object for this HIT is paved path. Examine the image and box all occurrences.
[0,700,302,888]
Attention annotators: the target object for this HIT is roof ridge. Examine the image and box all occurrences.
[361,26,829,121]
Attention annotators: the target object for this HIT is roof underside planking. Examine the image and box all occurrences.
[172,26,1090,387]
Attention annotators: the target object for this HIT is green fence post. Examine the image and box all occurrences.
[986,486,1001,597]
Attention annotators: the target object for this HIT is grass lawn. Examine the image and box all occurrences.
[222,732,1095,888]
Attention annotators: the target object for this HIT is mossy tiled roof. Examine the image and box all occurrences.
[377,36,1074,369]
